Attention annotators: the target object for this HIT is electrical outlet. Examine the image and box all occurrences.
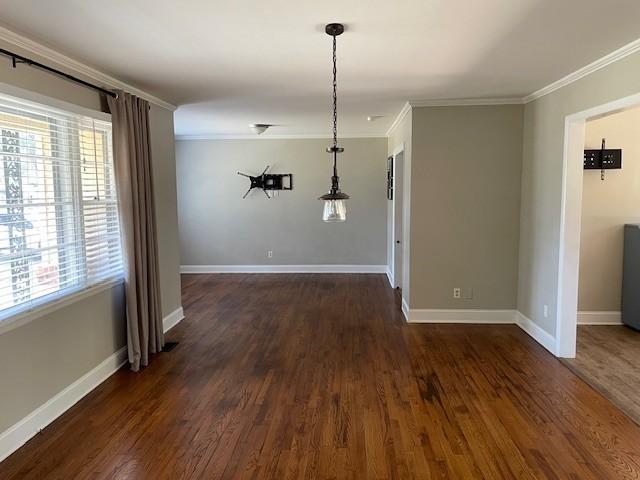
[267,250,273,258]
[543,304,549,318]
[453,288,461,299]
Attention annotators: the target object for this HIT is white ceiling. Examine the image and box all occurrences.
[1,0,640,137]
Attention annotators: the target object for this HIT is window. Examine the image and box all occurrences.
[0,91,122,322]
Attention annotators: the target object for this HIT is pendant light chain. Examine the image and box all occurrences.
[319,23,349,218]
[332,34,338,149]
[331,33,339,182]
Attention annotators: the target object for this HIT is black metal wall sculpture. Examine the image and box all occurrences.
[237,166,293,198]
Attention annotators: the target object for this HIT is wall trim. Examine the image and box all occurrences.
[385,102,411,137]
[400,307,558,355]
[515,311,556,354]
[0,346,127,463]
[405,308,516,324]
[0,305,185,463]
[180,264,387,274]
[386,98,525,137]
[524,38,640,103]
[556,92,640,358]
[175,133,385,141]
[0,278,124,336]
[0,25,176,111]
[409,97,524,107]
[0,81,111,121]
[577,311,622,325]
[386,39,640,136]
[3,23,636,131]
[163,307,185,333]
[385,267,394,288]
[401,298,410,321]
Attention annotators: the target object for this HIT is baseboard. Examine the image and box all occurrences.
[577,311,622,325]
[180,265,387,274]
[385,267,394,288]
[401,297,410,321]
[163,307,184,333]
[514,311,556,354]
[0,346,128,463]
[406,308,516,324]
[0,307,187,463]
[401,307,558,355]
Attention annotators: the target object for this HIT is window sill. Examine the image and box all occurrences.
[0,278,125,336]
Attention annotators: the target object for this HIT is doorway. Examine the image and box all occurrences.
[560,102,640,424]
[557,91,640,359]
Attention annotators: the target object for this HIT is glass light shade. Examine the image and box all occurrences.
[322,199,347,222]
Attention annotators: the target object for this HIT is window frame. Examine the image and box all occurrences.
[0,82,124,336]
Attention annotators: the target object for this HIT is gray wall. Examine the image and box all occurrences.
[409,105,523,310]
[176,138,388,266]
[579,106,640,312]
[0,287,125,432]
[518,50,640,335]
[0,38,181,432]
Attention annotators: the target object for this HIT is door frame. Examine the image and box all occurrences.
[557,91,640,357]
[390,145,404,289]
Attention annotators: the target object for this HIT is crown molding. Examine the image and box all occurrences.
[409,97,524,107]
[385,102,411,137]
[6,13,630,132]
[175,133,386,141]
[0,25,176,111]
[524,37,640,103]
[385,97,524,137]
[386,37,640,130]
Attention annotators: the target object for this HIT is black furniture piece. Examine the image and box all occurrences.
[622,224,640,330]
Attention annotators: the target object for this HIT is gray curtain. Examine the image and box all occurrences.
[108,92,163,372]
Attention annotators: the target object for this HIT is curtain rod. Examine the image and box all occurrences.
[0,48,117,98]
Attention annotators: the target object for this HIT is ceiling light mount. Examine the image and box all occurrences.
[325,23,344,37]
[249,123,272,135]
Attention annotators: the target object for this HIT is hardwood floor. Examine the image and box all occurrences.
[564,325,640,425]
[2,274,640,479]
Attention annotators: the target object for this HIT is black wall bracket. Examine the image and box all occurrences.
[238,166,293,198]
[584,149,622,169]
[584,138,622,181]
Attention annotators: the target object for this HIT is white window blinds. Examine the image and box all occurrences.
[0,91,122,321]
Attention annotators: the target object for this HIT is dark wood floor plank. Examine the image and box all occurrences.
[2,273,640,479]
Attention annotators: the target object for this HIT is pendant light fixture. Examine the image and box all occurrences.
[320,23,349,222]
